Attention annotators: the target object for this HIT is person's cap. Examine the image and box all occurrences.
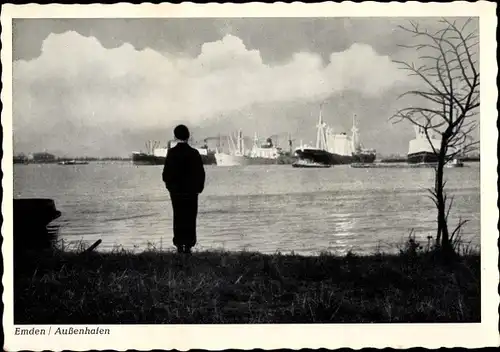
[174,124,190,141]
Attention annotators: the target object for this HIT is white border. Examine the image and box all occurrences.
[2,2,498,350]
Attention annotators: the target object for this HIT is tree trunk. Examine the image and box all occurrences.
[435,135,453,257]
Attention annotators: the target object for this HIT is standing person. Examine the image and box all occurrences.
[162,125,206,254]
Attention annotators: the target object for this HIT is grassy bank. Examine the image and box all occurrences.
[14,247,480,324]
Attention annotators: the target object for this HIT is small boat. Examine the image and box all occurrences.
[292,159,332,168]
[58,160,89,165]
[445,158,465,168]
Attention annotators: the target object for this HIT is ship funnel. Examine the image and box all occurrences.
[414,125,426,138]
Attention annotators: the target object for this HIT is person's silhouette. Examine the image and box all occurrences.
[162,125,206,254]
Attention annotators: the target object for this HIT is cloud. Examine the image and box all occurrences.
[13,31,412,155]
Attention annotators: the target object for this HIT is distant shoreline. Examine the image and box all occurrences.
[13,158,481,165]
[13,158,132,164]
[379,157,480,163]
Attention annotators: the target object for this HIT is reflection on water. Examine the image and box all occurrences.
[13,163,480,255]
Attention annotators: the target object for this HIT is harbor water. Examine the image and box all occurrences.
[13,162,480,255]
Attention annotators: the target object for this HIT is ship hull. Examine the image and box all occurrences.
[58,161,89,165]
[245,157,279,165]
[352,152,376,164]
[132,152,216,165]
[294,149,338,165]
[292,159,332,168]
[215,153,279,166]
[214,153,244,166]
[295,149,375,165]
[13,158,29,164]
[277,153,298,164]
[132,153,165,165]
[407,151,439,164]
[380,157,407,163]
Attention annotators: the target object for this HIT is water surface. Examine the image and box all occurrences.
[14,162,480,255]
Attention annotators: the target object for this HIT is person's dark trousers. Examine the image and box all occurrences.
[170,193,198,253]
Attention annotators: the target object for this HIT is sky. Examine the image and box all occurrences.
[12,17,479,157]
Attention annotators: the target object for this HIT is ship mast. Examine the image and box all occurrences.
[415,125,425,139]
[228,133,236,154]
[315,108,322,149]
[237,129,244,155]
[316,103,327,150]
[351,114,360,152]
[236,130,240,155]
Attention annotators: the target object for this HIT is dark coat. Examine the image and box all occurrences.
[162,142,206,195]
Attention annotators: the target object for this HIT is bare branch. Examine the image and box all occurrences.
[392,59,451,105]
[450,219,470,242]
[460,17,473,33]
[398,90,446,106]
[393,17,480,184]
[426,193,439,207]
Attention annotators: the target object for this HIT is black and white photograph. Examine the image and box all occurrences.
[1,2,498,351]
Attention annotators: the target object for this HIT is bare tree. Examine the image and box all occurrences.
[391,18,480,257]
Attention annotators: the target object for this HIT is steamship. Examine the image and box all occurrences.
[407,125,469,166]
[215,131,284,166]
[407,126,442,164]
[294,105,376,167]
[132,140,217,165]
